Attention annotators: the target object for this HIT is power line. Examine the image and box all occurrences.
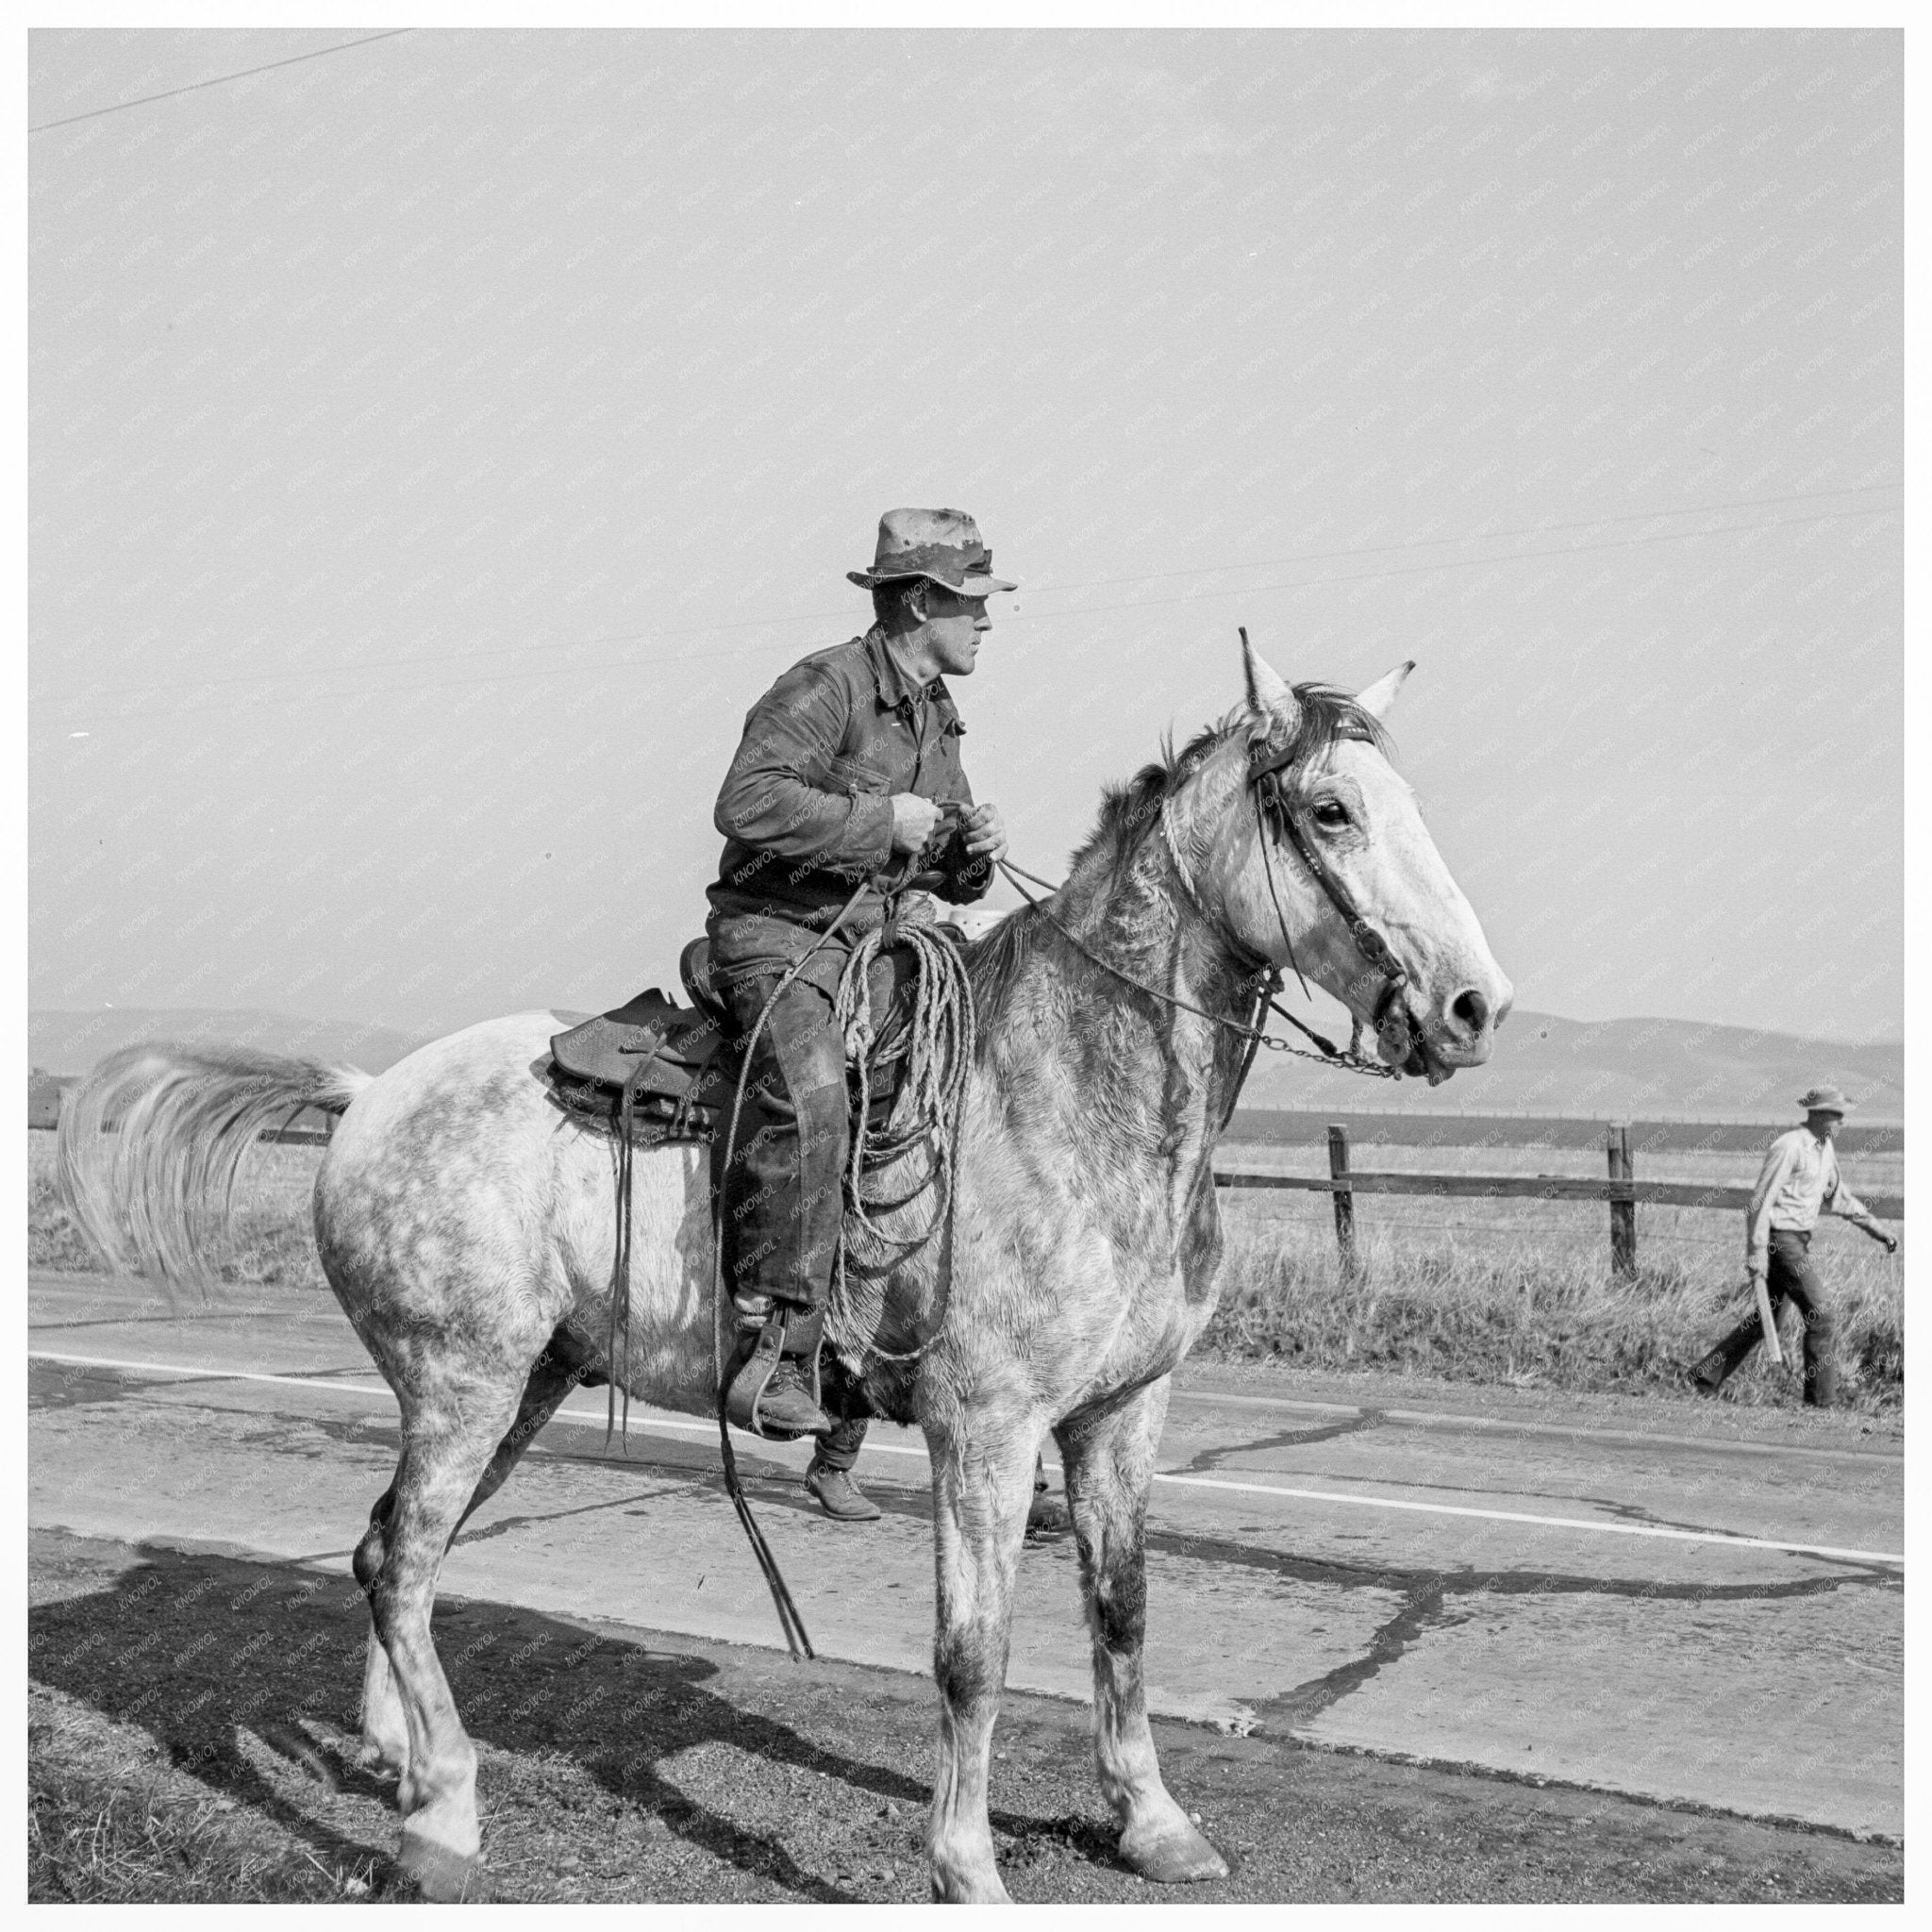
[36,606,856,707]
[28,30,411,134]
[1026,501,1899,628]
[1021,482,1902,598]
[53,498,1897,720]
[41,481,1906,707]
[32,487,1900,712]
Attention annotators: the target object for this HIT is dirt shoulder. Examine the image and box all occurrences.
[28,1528,1902,1905]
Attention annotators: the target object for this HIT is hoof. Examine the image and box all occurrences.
[1119,1815,1230,1885]
[399,1827,486,1902]
[929,1869,1012,1904]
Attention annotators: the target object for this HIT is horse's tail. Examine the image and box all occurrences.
[55,1041,375,1287]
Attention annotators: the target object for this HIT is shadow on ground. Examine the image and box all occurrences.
[26,1536,1112,1903]
[27,1531,1905,1906]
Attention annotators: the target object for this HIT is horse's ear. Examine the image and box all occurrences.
[1355,660,1415,723]
[1240,627,1299,733]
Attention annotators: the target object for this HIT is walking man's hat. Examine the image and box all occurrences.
[847,508,1016,598]
[1797,1085,1855,1115]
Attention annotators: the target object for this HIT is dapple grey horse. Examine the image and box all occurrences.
[59,638,1509,1902]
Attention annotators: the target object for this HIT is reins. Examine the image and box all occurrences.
[994,833,1403,1085]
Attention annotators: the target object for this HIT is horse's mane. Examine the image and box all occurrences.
[966,682,1391,1010]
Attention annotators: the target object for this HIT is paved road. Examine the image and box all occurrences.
[28,1270,1903,1842]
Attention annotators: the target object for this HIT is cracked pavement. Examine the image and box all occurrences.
[29,1270,1903,1841]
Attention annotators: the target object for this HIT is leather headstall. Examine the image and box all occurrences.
[1246,736,1412,1038]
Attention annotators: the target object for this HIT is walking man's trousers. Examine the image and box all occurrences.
[1694,1228,1839,1407]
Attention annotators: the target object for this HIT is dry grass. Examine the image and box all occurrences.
[27,1755,385,1905]
[27,1691,391,1905]
[1205,1185,1905,1411]
[29,1135,326,1291]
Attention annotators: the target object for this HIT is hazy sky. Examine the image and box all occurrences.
[28,26,1902,1043]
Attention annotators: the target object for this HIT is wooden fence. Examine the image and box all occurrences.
[29,1077,1904,1275]
[1224,1106,1904,1156]
[1213,1122,1904,1278]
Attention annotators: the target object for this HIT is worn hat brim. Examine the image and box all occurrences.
[847,567,1017,597]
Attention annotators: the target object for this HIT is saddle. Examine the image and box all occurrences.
[542,937,909,1142]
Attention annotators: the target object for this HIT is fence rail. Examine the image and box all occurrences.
[1224,1107,1904,1156]
[1214,1168,1907,1217]
[1216,1120,1902,1277]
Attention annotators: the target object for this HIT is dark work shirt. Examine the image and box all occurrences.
[707,626,993,931]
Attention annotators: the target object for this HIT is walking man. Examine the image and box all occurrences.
[1690,1086,1898,1406]
[708,508,1010,1446]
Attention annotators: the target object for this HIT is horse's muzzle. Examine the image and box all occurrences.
[1408,975,1513,1080]
[1382,972,1512,1083]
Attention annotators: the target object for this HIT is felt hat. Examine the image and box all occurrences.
[847,508,1016,598]
[1797,1085,1854,1115]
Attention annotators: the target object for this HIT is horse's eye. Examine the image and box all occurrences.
[1312,801,1350,829]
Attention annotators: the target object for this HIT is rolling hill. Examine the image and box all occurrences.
[1241,1009,1904,1121]
[29,1004,1903,1123]
[29,1008,423,1078]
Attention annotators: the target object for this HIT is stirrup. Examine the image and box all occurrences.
[724,1304,832,1440]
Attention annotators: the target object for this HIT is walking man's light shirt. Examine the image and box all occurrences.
[1744,1128,1876,1272]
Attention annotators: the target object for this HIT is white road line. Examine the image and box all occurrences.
[31,1349,393,1401]
[1148,1472,1904,1567]
[28,1349,1905,1570]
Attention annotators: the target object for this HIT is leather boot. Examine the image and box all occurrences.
[724,1302,833,1440]
[806,1460,882,1523]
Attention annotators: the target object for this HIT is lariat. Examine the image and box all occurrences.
[826,896,975,1366]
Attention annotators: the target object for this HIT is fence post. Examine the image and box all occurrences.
[1328,1124,1358,1278]
[1607,1122,1636,1277]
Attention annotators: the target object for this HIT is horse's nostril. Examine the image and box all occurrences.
[1451,989,1490,1038]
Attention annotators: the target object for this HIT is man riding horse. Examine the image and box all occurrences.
[67,583,1514,1899]
[708,508,1011,1444]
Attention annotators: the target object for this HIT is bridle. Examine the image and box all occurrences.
[995,714,1424,1090]
[1245,730,1418,1058]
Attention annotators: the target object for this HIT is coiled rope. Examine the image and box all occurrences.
[826,897,975,1366]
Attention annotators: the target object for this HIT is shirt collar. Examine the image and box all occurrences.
[863,625,962,730]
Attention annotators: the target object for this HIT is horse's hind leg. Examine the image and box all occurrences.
[354,1339,584,1787]
[358,1364,547,1901]
[1057,1375,1228,1885]
[355,1486,408,1775]
[924,1409,1041,1903]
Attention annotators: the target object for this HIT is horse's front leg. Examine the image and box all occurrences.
[1058,1375,1229,1885]
[924,1414,1041,1903]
